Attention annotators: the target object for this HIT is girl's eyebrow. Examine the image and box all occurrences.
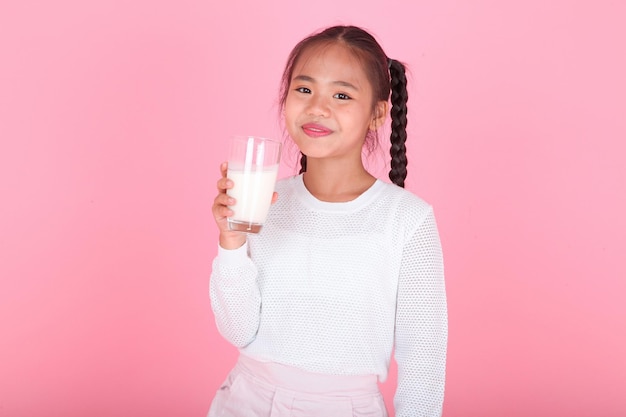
[293,75,359,91]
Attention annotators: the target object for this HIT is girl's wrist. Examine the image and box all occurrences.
[219,232,247,250]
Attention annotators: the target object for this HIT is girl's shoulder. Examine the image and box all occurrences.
[377,180,432,211]
[376,180,434,228]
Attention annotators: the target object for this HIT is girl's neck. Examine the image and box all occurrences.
[301,159,376,203]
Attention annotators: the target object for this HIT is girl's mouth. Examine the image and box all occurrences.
[302,123,333,138]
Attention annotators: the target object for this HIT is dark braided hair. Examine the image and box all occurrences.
[388,58,409,188]
[299,152,307,174]
[280,26,409,187]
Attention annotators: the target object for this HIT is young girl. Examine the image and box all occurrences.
[209,25,447,417]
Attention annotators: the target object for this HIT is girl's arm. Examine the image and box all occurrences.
[394,207,448,417]
[209,162,262,347]
[209,242,261,347]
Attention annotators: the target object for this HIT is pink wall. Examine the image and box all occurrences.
[1,1,624,416]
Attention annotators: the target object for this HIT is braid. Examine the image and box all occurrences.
[388,58,408,188]
[299,153,307,174]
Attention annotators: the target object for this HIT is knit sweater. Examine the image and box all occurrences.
[210,174,447,417]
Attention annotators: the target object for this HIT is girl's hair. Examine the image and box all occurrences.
[279,25,409,188]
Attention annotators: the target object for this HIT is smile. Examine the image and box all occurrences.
[302,123,333,138]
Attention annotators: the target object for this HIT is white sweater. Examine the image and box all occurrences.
[210,174,447,417]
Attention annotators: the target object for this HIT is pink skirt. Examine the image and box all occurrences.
[208,354,388,417]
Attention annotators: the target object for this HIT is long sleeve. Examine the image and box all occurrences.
[394,208,448,417]
[209,242,262,348]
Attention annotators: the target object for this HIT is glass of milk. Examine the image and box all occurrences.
[226,136,281,233]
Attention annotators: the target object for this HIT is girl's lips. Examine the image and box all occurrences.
[302,123,333,138]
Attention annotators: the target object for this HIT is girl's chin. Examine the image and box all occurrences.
[292,140,330,155]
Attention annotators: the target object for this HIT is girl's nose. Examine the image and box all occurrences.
[306,95,330,117]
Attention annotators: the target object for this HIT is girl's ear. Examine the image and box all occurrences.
[369,100,388,130]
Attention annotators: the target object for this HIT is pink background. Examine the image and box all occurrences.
[1,1,625,416]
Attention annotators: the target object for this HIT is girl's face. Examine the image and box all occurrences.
[284,43,387,165]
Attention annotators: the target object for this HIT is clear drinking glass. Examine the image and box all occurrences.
[226,136,282,233]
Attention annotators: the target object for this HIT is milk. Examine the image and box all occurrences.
[227,165,279,228]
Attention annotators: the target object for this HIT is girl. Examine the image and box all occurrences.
[209,25,447,417]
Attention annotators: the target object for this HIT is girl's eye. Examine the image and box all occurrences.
[295,87,311,94]
[334,93,351,100]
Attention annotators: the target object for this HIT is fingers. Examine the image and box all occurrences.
[216,162,233,194]
[213,189,235,219]
[213,192,234,212]
[217,177,233,194]
[213,161,235,224]
[212,162,246,248]
[213,204,233,223]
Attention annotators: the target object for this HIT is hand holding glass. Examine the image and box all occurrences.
[227,136,281,233]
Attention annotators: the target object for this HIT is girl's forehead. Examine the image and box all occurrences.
[292,43,368,82]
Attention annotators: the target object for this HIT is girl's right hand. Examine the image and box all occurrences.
[212,162,247,250]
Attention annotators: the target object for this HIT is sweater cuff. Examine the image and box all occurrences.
[217,241,249,265]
